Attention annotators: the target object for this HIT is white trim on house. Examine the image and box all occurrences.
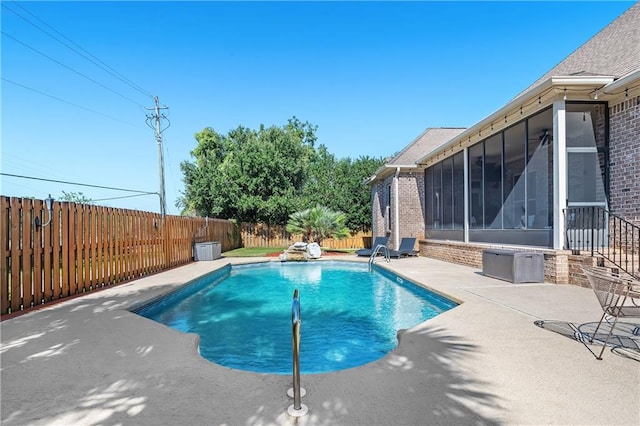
[386,164,421,169]
[365,164,423,184]
[602,68,640,93]
[549,76,617,86]
[553,100,567,249]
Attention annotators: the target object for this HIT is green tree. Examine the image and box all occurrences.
[303,154,383,230]
[60,191,93,204]
[179,117,385,230]
[179,117,317,224]
[302,144,337,207]
[336,156,384,230]
[286,205,349,246]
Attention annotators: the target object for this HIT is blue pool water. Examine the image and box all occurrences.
[134,261,456,374]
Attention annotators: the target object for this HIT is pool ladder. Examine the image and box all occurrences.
[288,289,308,417]
[368,244,390,268]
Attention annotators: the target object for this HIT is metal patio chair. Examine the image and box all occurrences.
[582,266,640,360]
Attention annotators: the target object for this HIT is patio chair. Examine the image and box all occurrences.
[388,237,419,258]
[581,266,640,360]
[355,236,389,257]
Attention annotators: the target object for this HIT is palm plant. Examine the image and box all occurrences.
[286,205,349,246]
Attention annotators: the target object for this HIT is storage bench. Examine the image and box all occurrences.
[194,241,222,261]
[482,249,544,283]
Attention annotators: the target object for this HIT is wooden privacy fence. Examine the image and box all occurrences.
[0,197,240,316]
[240,222,371,249]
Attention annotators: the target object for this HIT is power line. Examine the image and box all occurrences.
[2,1,153,99]
[1,172,158,195]
[3,153,101,186]
[1,77,138,127]
[92,193,155,202]
[2,30,145,108]
[3,180,43,197]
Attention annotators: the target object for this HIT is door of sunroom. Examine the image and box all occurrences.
[565,103,608,250]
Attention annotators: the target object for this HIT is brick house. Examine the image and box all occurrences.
[368,3,639,285]
[367,128,465,251]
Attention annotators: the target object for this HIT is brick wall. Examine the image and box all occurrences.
[567,254,598,288]
[418,239,588,285]
[396,173,424,249]
[419,238,624,286]
[609,96,640,226]
[419,239,483,268]
[370,172,424,250]
[418,237,621,286]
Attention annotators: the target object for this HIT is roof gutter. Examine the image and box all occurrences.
[385,164,420,169]
[415,75,615,166]
[364,164,423,185]
[602,68,640,93]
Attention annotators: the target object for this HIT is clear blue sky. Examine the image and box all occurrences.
[1,1,634,215]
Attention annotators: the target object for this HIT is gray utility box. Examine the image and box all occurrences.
[482,249,544,283]
[194,242,222,261]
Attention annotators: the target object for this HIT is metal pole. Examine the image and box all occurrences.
[287,289,308,417]
[145,96,169,218]
[292,289,301,410]
[154,97,166,218]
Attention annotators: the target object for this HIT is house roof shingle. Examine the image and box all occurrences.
[367,127,466,183]
[520,2,640,97]
[387,127,466,166]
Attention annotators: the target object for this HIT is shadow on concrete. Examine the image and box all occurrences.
[2,271,503,425]
[1,280,200,425]
[2,304,503,425]
[534,319,640,362]
[243,325,503,426]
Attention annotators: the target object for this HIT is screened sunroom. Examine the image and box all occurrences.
[419,79,612,250]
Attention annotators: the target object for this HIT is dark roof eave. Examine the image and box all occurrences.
[415,75,615,165]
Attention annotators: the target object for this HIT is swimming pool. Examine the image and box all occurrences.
[133,261,457,374]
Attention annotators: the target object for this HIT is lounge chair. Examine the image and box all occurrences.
[581,266,640,360]
[355,236,389,257]
[388,237,419,258]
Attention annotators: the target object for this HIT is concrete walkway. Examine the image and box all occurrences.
[1,256,639,426]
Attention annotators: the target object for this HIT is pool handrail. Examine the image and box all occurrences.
[369,244,390,267]
[291,289,302,411]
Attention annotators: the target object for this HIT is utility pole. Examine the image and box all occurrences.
[145,96,170,218]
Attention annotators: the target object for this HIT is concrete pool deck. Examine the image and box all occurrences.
[1,256,639,426]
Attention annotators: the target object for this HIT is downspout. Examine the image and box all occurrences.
[394,167,400,250]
